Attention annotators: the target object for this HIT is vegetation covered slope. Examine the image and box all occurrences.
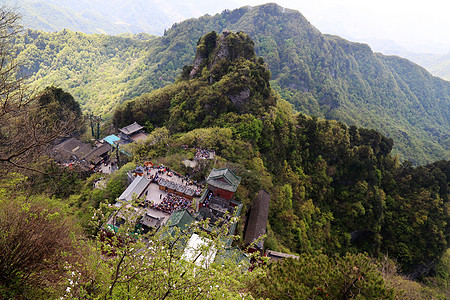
[10,0,236,35]
[113,31,276,132]
[2,18,449,296]
[15,29,158,114]
[114,31,449,280]
[405,52,450,81]
[14,3,450,164]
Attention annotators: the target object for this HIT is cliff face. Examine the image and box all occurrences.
[190,31,255,81]
[181,31,275,117]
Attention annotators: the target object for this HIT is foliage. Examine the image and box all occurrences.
[120,91,449,277]
[248,253,395,299]
[14,29,158,115]
[25,159,87,198]
[113,31,276,134]
[403,52,450,81]
[38,85,82,116]
[0,175,79,299]
[14,0,230,36]
[63,201,256,299]
[105,162,137,204]
[1,7,449,298]
[111,30,449,277]
[260,110,449,275]
[14,3,450,164]
[379,256,448,299]
[0,6,84,179]
[0,175,256,299]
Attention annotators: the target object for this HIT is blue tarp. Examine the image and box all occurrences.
[104,135,120,145]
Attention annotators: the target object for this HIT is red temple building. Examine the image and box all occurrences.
[205,168,241,201]
[199,168,242,213]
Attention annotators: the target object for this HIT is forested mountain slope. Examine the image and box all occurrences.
[404,52,450,81]
[2,18,449,296]
[113,30,450,281]
[15,30,158,114]
[367,41,450,81]
[6,0,236,35]
[15,3,449,164]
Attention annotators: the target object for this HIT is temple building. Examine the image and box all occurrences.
[118,176,151,202]
[204,168,241,201]
[243,189,271,252]
[118,121,147,143]
[198,168,242,239]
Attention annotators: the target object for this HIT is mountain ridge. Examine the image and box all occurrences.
[14,3,450,164]
[4,0,236,35]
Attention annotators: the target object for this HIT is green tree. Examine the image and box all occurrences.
[0,174,79,299]
[248,253,395,299]
[67,201,256,299]
[0,8,83,176]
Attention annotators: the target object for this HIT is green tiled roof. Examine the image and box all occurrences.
[166,209,198,232]
[206,168,241,192]
[215,247,249,267]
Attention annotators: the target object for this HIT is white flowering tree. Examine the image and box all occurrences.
[65,200,258,299]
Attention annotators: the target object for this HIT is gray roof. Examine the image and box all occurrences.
[184,188,195,197]
[243,190,271,247]
[167,181,177,190]
[83,143,112,164]
[140,213,165,228]
[53,138,93,161]
[118,176,150,201]
[119,122,144,135]
[265,250,299,261]
[206,168,241,192]
[158,179,170,188]
[130,132,147,142]
[176,185,186,194]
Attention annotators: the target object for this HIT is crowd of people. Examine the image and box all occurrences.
[150,193,192,214]
[181,145,215,160]
[194,147,215,160]
[202,191,213,208]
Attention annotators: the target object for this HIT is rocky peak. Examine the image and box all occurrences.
[177,30,275,119]
[189,30,256,82]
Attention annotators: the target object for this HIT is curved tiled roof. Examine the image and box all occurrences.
[206,168,241,192]
[119,122,144,135]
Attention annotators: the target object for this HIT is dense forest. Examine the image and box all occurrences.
[14,3,449,165]
[1,5,449,299]
[114,31,449,279]
[398,51,450,81]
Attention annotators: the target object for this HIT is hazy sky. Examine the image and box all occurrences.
[218,0,450,54]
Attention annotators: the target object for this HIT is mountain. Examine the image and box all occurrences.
[113,31,449,277]
[3,21,449,296]
[4,0,238,35]
[406,52,450,81]
[396,52,450,82]
[14,3,450,165]
[113,30,276,132]
[365,40,450,81]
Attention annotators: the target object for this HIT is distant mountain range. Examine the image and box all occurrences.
[360,39,449,81]
[406,52,450,81]
[3,0,237,35]
[13,3,450,165]
[7,0,450,81]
